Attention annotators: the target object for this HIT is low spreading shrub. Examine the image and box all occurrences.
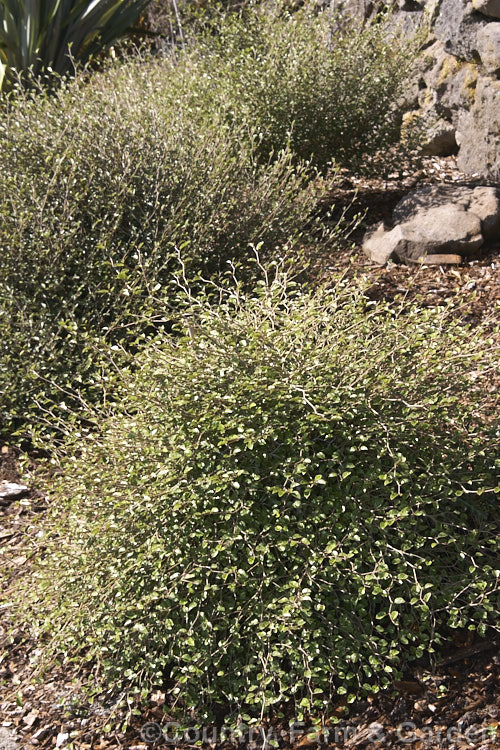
[21,274,499,722]
[0,59,330,434]
[0,3,421,434]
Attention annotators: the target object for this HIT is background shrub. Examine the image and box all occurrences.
[187,4,420,170]
[0,3,420,434]
[21,275,499,722]
[0,58,328,434]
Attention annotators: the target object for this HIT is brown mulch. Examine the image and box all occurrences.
[1,155,499,749]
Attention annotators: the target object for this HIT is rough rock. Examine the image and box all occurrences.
[363,182,500,265]
[390,4,428,36]
[456,76,500,178]
[332,0,379,22]
[381,0,500,178]
[393,185,500,238]
[421,118,458,155]
[420,44,478,122]
[363,205,483,263]
[397,0,423,9]
[477,22,500,71]
[434,0,488,61]
[472,0,500,18]
[335,0,500,176]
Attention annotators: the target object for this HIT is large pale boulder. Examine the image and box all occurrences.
[0,728,18,750]
[468,187,500,237]
[393,185,500,238]
[362,183,500,265]
[363,205,484,264]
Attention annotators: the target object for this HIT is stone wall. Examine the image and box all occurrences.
[338,0,500,180]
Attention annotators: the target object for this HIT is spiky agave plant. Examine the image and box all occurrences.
[0,0,150,92]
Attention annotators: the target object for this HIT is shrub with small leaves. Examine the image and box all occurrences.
[187,4,421,170]
[0,4,421,434]
[21,273,499,722]
[0,58,330,434]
